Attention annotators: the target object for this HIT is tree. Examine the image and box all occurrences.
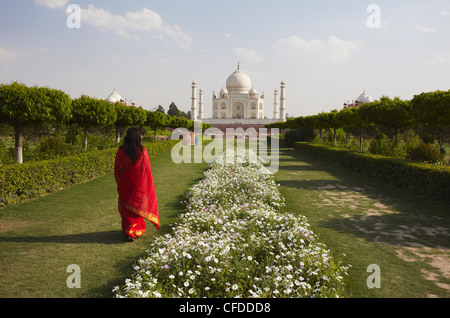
[320,110,340,145]
[181,110,191,120]
[411,90,450,148]
[339,107,369,152]
[359,97,412,140]
[71,95,117,149]
[169,116,194,131]
[156,105,165,113]
[284,117,298,130]
[146,111,170,140]
[314,112,331,140]
[167,102,181,117]
[0,82,72,163]
[114,103,147,143]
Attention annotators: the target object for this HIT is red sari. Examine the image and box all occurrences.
[114,146,160,239]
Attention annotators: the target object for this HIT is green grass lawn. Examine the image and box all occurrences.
[0,143,449,298]
[275,145,450,298]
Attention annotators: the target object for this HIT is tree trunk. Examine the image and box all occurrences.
[437,136,443,150]
[116,126,121,143]
[15,123,23,164]
[333,128,337,146]
[84,129,88,150]
[359,127,363,152]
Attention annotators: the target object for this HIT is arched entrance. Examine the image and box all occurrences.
[232,102,244,119]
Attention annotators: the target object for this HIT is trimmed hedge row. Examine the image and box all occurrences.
[0,140,173,207]
[292,142,450,204]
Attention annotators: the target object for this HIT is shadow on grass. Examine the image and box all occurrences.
[320,213,450,250]
[277,164,323,172]
[0,230,127,245]
[277,179,346,191]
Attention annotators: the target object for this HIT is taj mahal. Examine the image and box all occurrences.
[190,64,286,131]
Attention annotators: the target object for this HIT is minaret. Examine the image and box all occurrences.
[191,80,197,121]
[199,88,204,120]
[280,80,286,122]
[273,88,279,120]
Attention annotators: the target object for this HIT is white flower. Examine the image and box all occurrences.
[153,291,161,298]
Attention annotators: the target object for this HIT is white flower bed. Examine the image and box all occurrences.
[113,149,348,298]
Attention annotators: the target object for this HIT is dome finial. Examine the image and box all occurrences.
[238,61,240,70]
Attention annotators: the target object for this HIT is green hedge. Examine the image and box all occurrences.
[0,141,173,207]
[292,142,450,204]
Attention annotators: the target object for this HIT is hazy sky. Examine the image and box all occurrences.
[1,0,449,118]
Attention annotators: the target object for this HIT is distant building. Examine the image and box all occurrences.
[343,90,374,108]
[106,89,135,106]
[191,64,285,133]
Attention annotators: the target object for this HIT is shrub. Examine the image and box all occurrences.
[32,135,74,160]
[407,143,444,163]
[86,133,117,150]
[284,127,316,146]
[369,132,405,158]
[0,139,8,164]
[369,132,389,155]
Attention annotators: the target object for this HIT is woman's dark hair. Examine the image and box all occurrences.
[122,127,143,165]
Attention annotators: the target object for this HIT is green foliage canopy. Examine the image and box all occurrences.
[411,90,450,128]
[0,81,72,126]
[71,95,117,129]
[115,103,146,128]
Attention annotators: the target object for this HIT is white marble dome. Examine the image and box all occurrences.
[226,68,252,94]
[356,90,374,104]
[106,89,122,103]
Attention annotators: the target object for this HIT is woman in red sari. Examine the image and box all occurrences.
[114,128,160,242]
